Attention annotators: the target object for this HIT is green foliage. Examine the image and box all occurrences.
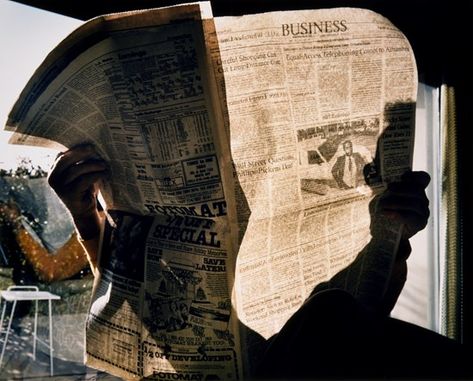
[0,158,47,179]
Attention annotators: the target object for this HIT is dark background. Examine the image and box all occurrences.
[10,0,473,344]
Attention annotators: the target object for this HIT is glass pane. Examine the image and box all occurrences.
[0,3,119,379]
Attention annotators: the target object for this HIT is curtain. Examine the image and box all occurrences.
[440,84,462,341]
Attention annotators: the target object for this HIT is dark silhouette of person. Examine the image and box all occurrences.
[47,144,471,379]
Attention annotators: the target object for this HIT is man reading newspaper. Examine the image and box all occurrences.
[5,2,470,379]
[48,146,467,378]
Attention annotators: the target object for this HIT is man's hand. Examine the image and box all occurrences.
[48,144,108,240]
[373,170,431,314]
[374,170,431,240]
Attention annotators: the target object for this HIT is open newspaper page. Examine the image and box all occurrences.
[4,4,418,381]
[6,3,244,380]
[209,8,417,353]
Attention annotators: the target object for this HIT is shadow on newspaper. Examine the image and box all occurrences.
[86,100,417,379]
[238,100,418,374]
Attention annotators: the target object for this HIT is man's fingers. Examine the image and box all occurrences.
[378,192,429,223]
[386,171,430,203]
[67,172,106,194]
[376,188,430,239]
[61,160,108,187]
[51,144,97,169]
[381,208,429,229]
[374,171,431,239]
[400,170,431,189]
[382,171,430,218]
[378,192,429,214]
[48,144,103,188]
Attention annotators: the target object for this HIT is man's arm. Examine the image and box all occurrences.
[311,170,431,315]
[48,144,108,276]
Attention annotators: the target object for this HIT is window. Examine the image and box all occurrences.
[391,83,440,331]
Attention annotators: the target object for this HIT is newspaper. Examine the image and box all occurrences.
[5,3,417,380]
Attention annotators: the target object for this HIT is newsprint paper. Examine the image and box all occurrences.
[5,2,417,380]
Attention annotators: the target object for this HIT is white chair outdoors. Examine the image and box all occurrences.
[0,285,61,376]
